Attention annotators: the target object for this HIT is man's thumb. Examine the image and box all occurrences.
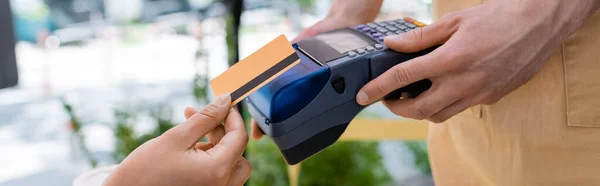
[383,19,457,53]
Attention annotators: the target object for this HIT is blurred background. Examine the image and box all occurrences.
[0,0,434,185]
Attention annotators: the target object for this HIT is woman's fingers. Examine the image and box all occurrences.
[226,157,253,186]
[195,142,214,151]
[206,108,249,164]
[185,107,226,144]
[162,94,231,149]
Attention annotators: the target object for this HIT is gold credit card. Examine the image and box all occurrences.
[210,34,301,107]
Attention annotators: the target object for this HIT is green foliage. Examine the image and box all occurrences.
[299,141,393,186]
[193,74,211,105]
[405,141,431,175]
[111,103,139,163]
[225,15,238,67]
[294,0,316,9]
[246,139,393,186]
[61,98,178,165]
[112,103,178,163]
[60,98,98,168]
[246,139,291,186]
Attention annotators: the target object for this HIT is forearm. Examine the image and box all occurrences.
[326,0,383,24]
[506,0,599,43]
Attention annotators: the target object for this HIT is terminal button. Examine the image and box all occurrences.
[374,44,384,50]
[376,22,388,26]
[366,46,375,52]
[395,24,408,29]
[376,27,388,33]
[348,51,357,57]
[372,32,383,37]
[385,25,398,31]
[357,48,366,54]
[367,23,378,28]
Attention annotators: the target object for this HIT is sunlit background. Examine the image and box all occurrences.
[0,0,434,185]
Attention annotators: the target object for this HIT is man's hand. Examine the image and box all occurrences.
[356,0,600,123]
[103,94,251,186]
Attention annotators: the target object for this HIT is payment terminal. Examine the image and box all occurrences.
[245,18,436,165]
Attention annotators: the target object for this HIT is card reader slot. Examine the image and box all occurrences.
[297,46,323,66]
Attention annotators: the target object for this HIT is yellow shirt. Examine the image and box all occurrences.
[429,0,600,185]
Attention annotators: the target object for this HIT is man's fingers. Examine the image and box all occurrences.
[250,119,265,140]
[384,16,459,53]
[185,107,226,145]
[226,157,252,186]
[291,19,348,43]
[428,98,473,123]
[380,78,464,120]
[291,29,314,43]
[291,23,323,43]
[356,47,451,105]
[206,107,249,164]
[163,94,231,149]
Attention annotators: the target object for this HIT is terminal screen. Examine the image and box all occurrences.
[314,29,375,53]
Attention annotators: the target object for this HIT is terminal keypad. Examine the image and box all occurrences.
[348,18,426,58]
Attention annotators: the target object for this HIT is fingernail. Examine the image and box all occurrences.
[214,93,231,106]
[356,91,369,105]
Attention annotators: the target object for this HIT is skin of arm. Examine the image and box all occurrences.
[290,0,384,42]
[355,0,600,123]
[325,0,384,25]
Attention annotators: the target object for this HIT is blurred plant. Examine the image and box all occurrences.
[246,139,290,186]
[113,103,178,162]
[405,141,431,176]
[192,21,211,105]
[246,139,393,186]
[358,107,433,176]
[61,97,99,168]
[111,103,139,163]
[225,14,237,67]
[223,0,243,67]
[299,141,393,186]
[192,74,211,104]
[294,0,316,11]
[61,98,179,166]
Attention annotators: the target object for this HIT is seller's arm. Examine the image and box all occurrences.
[356,0,600,123]
[292,0,384,42]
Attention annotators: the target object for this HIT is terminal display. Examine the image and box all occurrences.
[296,28,376,64]
[314,29,376,54]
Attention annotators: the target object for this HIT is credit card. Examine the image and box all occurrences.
[210,34,301,107]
